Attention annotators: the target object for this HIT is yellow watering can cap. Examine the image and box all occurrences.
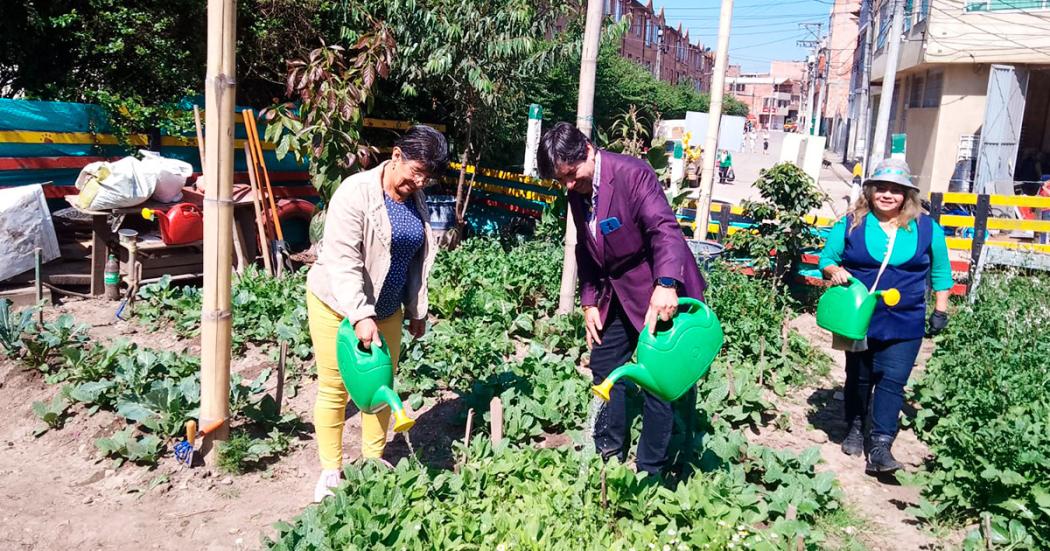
[882,288,900,307]
[392,410,415,433]
[141,208,155,221]
[591,380,614,402]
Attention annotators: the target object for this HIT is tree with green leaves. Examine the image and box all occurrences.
[335,0,584,233]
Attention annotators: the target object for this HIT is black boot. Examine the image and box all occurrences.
[840,419,864,456]
[865,434,903,473]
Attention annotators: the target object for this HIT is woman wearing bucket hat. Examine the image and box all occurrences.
[817,158,952,475]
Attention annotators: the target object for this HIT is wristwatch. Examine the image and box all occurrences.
[655,277,678,289]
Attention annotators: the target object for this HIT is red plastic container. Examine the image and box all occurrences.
[152,203,204,245]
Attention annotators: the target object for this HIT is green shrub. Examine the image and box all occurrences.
[267,440,840,550]
[909,270,1050,548]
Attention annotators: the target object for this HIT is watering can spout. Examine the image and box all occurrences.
[374,386,415,432]
[591,363,653,402]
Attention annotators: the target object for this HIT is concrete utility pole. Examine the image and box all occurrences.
[868,0,904,174]
[813,47,826,136]
[849,0,874,169]
[199,0,236,456]
[798,22,823,135]
[556,0,603,314]
[523,104,543,177]
[654,27,664,81]
[694,0,735,241]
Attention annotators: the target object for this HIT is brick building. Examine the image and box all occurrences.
[602,0,715,93]
[724,61,806,130]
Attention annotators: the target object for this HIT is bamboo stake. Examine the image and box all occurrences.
[275,341,287,416]
[244,142,274,276]
[197,106,246,275]
[199,0,237,457]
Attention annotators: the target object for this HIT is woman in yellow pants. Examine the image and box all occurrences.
[305,126,445,502]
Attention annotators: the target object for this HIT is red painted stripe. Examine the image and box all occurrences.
[950,260,970,272]
[800,253,821,265]
[951,283,968,296]
[0,156,118,170]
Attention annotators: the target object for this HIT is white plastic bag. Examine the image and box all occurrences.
[140,150,191,203]
[74,156,156,210]
[0,185,60,282]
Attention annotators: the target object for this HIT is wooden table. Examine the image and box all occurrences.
[63,190,257,295]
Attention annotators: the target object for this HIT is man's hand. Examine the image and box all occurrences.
[354,317,380,350]
[583,306,603,349]
[645,285,679,335]
[408,318,427,339]
[828,266,853,286]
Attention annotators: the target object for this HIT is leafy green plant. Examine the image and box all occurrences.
[32,393,70,435]
[0,299,35,358]
[726,163,827,284]
[263,29,395,207]
[908,270,1050,548]
[218,429,292,475]
[267,439,841,550]
[96,427,164,467]
[21,314,90,373]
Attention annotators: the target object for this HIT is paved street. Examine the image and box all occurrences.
[691,130,855,221]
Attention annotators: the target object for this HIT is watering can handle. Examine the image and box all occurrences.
[677,297,704,314]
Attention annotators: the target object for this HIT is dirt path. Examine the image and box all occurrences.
[749,313,945,551]
[0,298,462,550]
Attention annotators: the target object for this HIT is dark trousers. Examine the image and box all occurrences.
[590,299,674,475]
[844,337,922,439]
[718,166,728,182]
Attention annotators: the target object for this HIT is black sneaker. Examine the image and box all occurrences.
[865,434,903,473]
[841,420,864,456]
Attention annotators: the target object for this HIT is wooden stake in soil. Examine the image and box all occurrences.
[275,341,287,415]
[198,0,237,457]
[456,407,475,474]
[196,106,246,275]
[489,397,503,445]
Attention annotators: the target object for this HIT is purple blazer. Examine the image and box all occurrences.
[569,150,706,332]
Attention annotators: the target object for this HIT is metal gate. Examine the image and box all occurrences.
[974,64,1029,195]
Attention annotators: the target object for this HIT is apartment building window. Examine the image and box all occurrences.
[918,0,930,21]
[923,70,943,107]
[877,1,890,49]
[966,0,1050,11]
[644,20,651,45]
[908,74,925,108]
[904,0,913,32]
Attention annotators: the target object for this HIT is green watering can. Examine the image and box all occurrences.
[815,277,900,341]
[335,318,415,433]
[592,297,724,403]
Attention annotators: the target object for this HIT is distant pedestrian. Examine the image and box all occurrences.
[717,149,733,183]
[762,129,770,155]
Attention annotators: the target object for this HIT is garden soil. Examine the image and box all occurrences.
[0,297,958,550]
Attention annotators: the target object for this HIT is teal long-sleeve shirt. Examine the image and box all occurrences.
[818,212,953,292]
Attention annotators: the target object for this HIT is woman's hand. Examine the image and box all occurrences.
[583,306,603,349]
[354,317,380,350]
[927,310,948,336]
[827,266,853,286]
[408,318,426,339]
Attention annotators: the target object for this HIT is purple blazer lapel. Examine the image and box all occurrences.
[568,190,601,261]
[594,151,617,264]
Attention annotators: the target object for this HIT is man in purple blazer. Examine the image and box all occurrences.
[538,122,706,475]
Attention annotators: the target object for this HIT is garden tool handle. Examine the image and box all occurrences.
[677,297,704,314]
[198,419,225,437]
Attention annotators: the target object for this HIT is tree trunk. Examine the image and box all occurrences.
[454,107,476,243]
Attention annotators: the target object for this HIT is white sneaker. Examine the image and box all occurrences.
[313,468,342,503]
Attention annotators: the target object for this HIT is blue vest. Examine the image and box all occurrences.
[842,214,932,341]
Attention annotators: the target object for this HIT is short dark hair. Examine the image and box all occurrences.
[395,125,449,175]
[537,122,590,179]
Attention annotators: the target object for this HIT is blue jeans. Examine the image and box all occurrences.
[589,298,674,475]
[844,337,922,439]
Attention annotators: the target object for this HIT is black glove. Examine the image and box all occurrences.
[927,310,948,336]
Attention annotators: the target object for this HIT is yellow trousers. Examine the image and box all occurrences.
[307,291,403,469]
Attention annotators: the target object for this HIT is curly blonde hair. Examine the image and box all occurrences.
[848,183,922,232]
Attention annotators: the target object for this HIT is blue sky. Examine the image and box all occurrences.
[654,0,840,73]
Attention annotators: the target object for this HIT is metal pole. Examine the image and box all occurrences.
[694,0,735,242]
[556,0,604,314]
[850,0,874,170]
[868,0,904,174]
[199,0,236,456]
